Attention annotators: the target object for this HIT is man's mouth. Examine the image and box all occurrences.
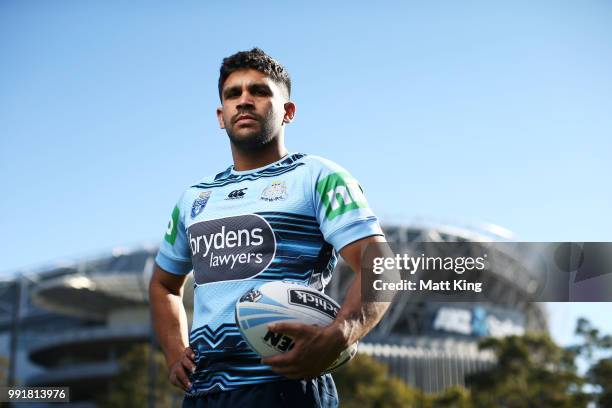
[235,114,257,124]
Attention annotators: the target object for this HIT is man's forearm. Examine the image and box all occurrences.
[326,273,390,349]
[150,281,190,367]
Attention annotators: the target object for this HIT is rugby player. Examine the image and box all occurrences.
[149,48,390,408]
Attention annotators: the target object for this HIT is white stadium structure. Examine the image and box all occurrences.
[0,222,548,407]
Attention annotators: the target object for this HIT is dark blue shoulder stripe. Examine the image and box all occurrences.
[256,211,317,222]
[191,163,304,188]
[191,158,306,189]
[214,167,233,181]
[278,152,307,166]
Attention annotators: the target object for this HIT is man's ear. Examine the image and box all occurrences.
[216,107,225,129]
[282,101,296,124]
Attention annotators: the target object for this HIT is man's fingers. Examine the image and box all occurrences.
[169,372,183,390]
[261,348,300,367]
[171,378,187,391]
[176,371,191,391]
[268,322,315,338]
[181,355,196,373]
[170,366,192,391]
[167,350,195,392]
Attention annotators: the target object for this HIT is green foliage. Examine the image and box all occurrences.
[97,343,183,408]
[572,317,612,361]
[96,317,612,408]
[466,333,589,408]
[574,317,612,408]
[334,330,596,408]
[427,386,473,408]
[333,353,426,408]
[589,358,612,407]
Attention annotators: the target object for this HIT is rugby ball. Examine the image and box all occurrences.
[235,281,358,373]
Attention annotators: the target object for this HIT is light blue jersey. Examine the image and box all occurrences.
[155,153,383,395]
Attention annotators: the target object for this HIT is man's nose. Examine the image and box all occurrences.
[237,91,255,109]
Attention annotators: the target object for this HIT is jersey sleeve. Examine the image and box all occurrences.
[309,157,384,251]
[155,192,193,275]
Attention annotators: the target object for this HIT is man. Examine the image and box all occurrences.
[149,48,390,408]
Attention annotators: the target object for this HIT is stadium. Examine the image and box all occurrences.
[0,222,547,407]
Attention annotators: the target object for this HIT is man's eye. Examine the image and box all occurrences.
[252,88,270,96]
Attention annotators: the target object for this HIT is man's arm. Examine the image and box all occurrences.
[149,263,195,391]
[324,234,391,348]
[262,235,392,379]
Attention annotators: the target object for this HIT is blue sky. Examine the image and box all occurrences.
[1,1,611,346]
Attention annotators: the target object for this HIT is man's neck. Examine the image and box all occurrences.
[230,140,289,172]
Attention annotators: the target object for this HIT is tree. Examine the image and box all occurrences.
[428,386,473,408]
[466,334,589,408]
[572,317,612,361]
[572,317,612,407]
[333,353,426,407]
[97,343,184,408]
[96,318,612,407]
[589,358,612,407]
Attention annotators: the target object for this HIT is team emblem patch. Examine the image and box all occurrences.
[191,191,212,218]
[260,181,288,202]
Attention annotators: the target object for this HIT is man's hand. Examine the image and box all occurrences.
[150,264,194,390]
[169,346,196,392]
[261,322,346,379]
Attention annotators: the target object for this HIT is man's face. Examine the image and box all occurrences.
[217,69,294,150]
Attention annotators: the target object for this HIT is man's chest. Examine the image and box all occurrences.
[186,176,308,224]
[183,176,316,285]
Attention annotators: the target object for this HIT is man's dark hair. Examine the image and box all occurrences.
[218,48,291,101]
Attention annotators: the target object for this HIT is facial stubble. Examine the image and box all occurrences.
[225,109,280,151]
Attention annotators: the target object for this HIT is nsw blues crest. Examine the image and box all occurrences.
[191,191,212,218]
[260,181,288,202]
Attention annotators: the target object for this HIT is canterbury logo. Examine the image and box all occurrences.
[226,188,248,200]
